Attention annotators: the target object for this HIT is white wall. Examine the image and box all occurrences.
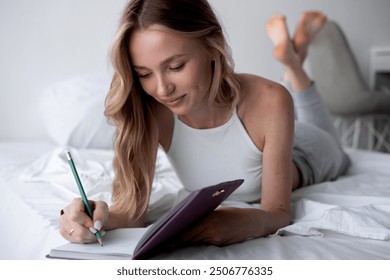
[1,0,390,141]
[210,0,390,81]
[0,0,128,141]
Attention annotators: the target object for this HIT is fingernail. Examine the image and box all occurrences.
[89,227,97,234]
[94,220,102,231]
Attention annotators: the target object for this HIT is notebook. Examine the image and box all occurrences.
[47,179,244,260]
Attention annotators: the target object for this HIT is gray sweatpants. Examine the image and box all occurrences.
[285,82,350,186]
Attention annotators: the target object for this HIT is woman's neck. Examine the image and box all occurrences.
[178,104,233,129]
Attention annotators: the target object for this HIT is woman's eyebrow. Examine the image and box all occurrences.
[133,54,187,70]
[161,54,187,65]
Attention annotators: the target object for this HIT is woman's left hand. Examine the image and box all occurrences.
[176,207,259,247]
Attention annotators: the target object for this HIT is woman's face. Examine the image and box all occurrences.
[129,26,214,116]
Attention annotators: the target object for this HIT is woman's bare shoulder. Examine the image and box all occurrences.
[236,73,294,150]
[237,73,293,116]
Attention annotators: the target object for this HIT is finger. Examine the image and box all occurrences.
[91,201,109,230]
[175,221,208,245]
[63,198,94,228]
[77,228,106,244]
[61,223,100,244]
[62,198,84,218]
[59,217,107,244]
[59,201,83,240]
[59,199,107,243]
[176,213,222,245]
[59,214,92,243]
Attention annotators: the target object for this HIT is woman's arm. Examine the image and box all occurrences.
[255,79,295,233]
[231,74,295,238]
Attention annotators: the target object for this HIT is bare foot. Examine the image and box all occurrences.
[266,14,300,67]
[293,11,327,62]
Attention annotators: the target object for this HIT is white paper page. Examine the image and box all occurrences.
[50,228,148,259]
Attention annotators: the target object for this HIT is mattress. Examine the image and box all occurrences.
[1,141,390,260]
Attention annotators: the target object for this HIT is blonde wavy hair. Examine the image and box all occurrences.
[105,0,240,220]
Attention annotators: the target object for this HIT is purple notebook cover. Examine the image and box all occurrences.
[132,179,244,259]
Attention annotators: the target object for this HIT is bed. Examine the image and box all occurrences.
[1,75,390,260]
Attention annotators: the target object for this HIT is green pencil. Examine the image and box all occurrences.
[65,151,103,246]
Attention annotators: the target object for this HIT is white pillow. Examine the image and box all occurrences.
[40,74,116,149]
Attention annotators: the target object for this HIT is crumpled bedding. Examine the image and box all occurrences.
[19,146,182,223]
[20,146,390,241]
[1,142,390,259]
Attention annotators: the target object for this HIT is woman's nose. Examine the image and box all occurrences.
[156,75,175,97]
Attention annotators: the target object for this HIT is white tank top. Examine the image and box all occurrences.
[167,108,263,202]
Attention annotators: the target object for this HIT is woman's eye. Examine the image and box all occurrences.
[169,63,184,71]
[138,72,152,79]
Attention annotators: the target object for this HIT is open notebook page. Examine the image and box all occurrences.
[48,228,148,260]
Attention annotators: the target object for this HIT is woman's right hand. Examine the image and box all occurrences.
[59,198,109,244]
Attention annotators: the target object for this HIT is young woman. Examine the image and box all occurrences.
[59,0,349,247]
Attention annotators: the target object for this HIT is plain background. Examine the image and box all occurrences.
[1,0,389,141]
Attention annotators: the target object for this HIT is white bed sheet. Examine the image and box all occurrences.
[1,141,390,260]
